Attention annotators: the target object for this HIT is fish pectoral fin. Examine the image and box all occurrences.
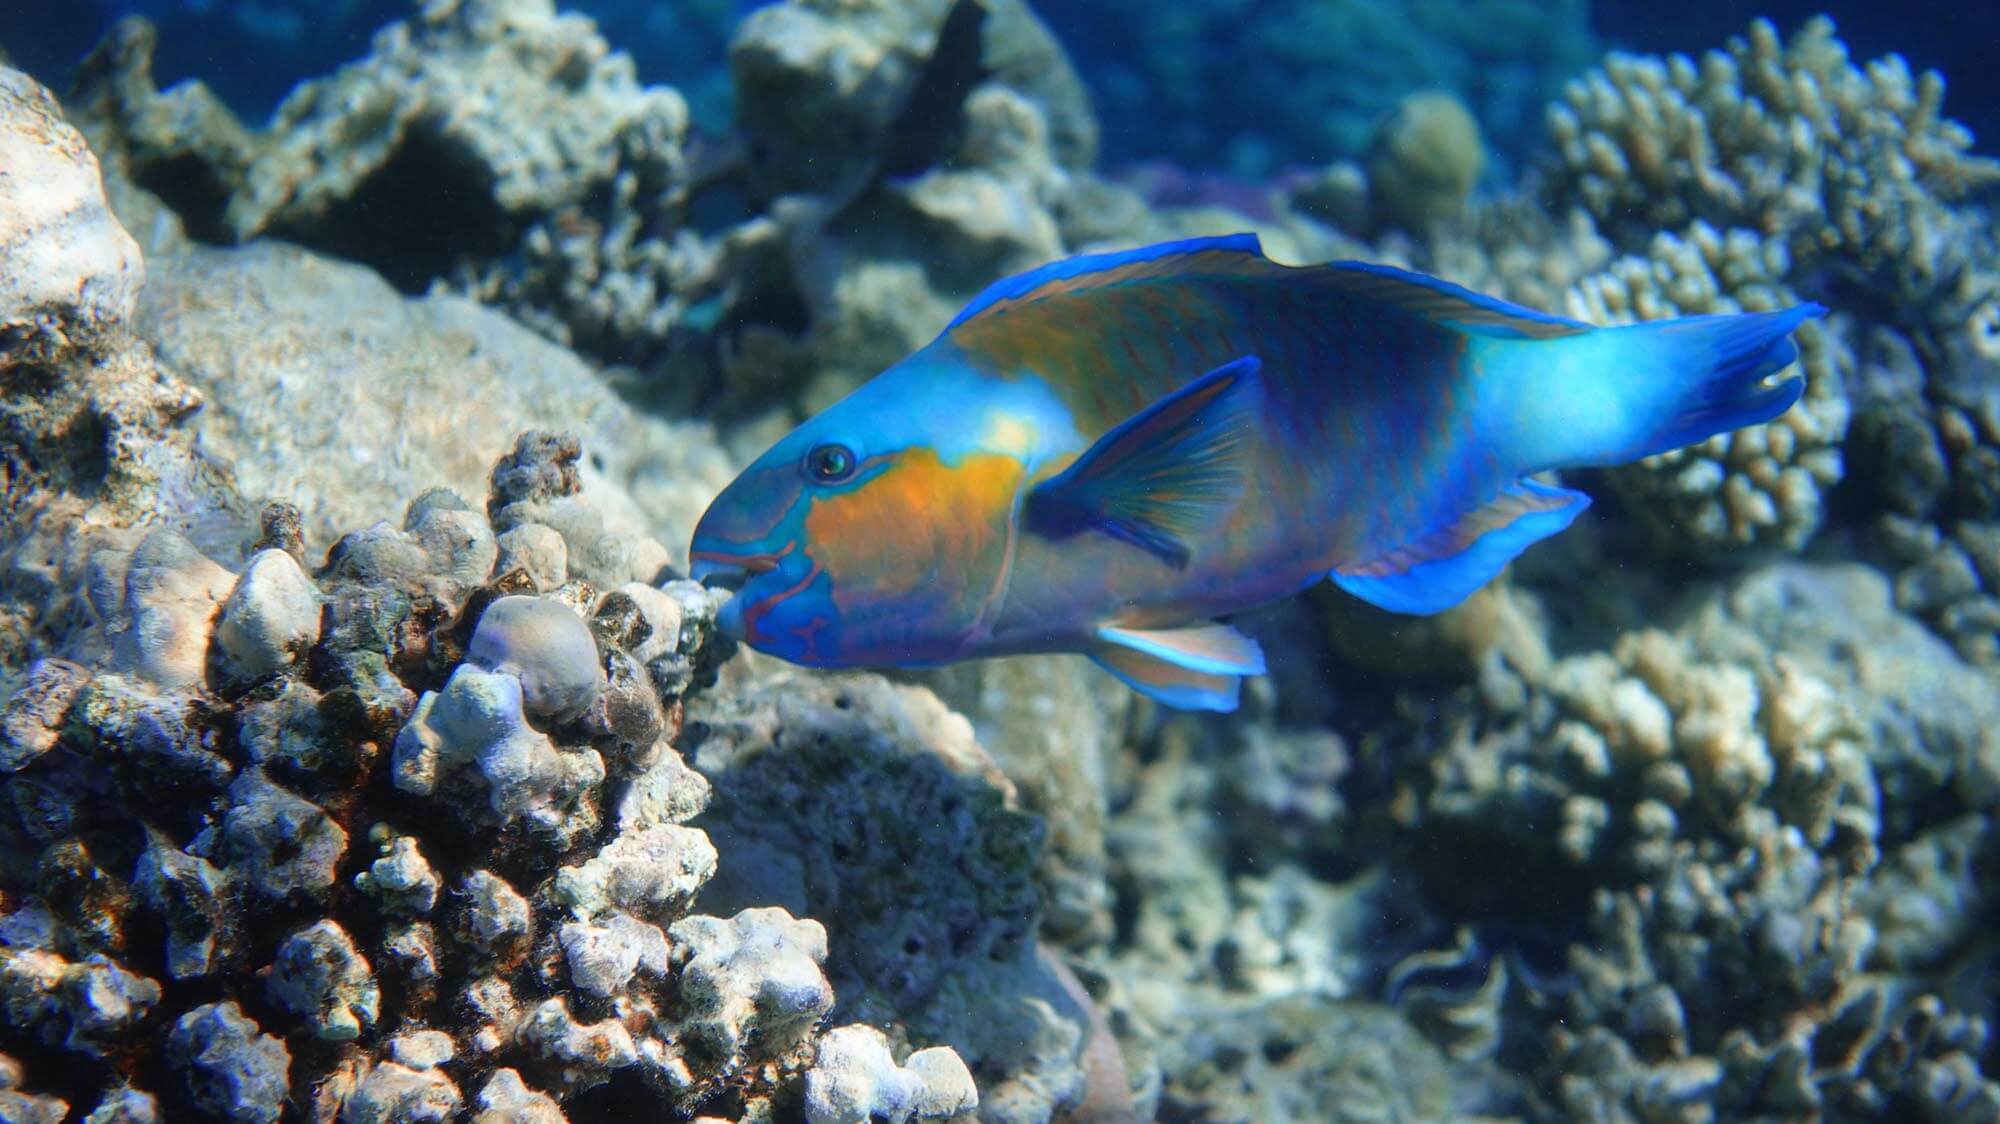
[1091,621,1266,712]
[1024,356,1263,569]
[1329,479,1590,615]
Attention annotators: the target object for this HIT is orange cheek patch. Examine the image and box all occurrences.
[804,450,1023,614]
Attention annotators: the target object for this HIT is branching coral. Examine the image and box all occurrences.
[1370,559,2000,1120]
[1541,16,2000,599]
[1546,16,2000,342]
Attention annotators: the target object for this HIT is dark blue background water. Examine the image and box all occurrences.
[9,1,1998,175]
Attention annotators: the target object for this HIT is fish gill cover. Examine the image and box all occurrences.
[0,1,1996,1122]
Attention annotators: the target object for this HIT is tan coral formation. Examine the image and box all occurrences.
[1367,90,1486,232]
[1375,559,2000,1117]
[1546,16,2000,310]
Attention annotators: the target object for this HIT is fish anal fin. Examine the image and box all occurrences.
[1091,621,1265,712]
[1331,480,1590,615]
[1025,356,1263,568]
[1313,261,1591,340]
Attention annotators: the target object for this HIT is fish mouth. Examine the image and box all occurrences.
[690,548,792,642]
[689,550,781,591]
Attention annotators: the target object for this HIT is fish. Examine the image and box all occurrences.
[689,234,1822,711]
[872,0,990,183]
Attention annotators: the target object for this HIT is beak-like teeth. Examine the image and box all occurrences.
[689,553,778,590]
[691,560,748,590]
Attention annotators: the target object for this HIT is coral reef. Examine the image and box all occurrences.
[921,656,1130,947]
[1545,17,1999,334]
[78,0,691,291]
[715,0,1118,420]
[1850,303,2000,664]
[65,0,1109,430]
[1039,0,1594,178]
[0,79,1015,1119]
[1539,16,2000,640]
[729,0,1097,199]
[0,67,233,683]
[69,0,754,421]
[1155,996,1464,1122]
[0,404,1000,1118]
[686,671,1104,1122]
[1366,560,2000,1119]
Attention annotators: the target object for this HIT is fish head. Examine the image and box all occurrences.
[689,346,1078,667]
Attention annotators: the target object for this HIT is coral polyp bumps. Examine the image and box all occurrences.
[0,428,996,1122]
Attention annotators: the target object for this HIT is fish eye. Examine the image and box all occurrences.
[803,442,858,484]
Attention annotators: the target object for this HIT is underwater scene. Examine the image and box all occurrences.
[2,0,1999,1120]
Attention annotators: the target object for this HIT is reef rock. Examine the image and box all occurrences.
[0,71,229,674]
[731,0,1097,199]
[132,240,733,556]
[804,1024,979,1124]
[79,0,690,291]
[689,671,1097,1122]
[0,67,142,362]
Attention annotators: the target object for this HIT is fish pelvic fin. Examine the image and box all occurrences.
[1092,621,1266,711]
[1024,356,1263,568]
[1331,480,1590,615]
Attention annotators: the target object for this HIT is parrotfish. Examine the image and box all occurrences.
[690,234,1821,711]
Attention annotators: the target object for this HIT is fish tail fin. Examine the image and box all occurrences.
[1486,304,1825,471]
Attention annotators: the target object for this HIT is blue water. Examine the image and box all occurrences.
[15,0,1997,172]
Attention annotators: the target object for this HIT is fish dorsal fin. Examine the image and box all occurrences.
[1024,356,1263,568]
[949,234,1267,329]
[1310,261,1592,340]
[1330,480,1591,615]
[1092,621,1266,712]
